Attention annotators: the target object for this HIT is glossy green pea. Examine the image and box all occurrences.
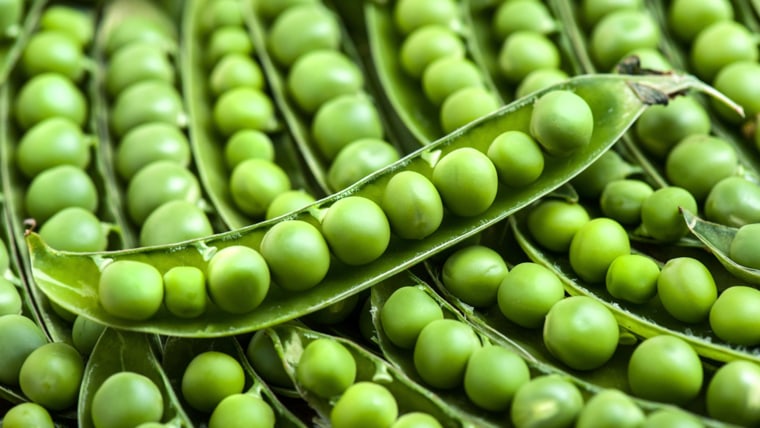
[413,319,481,389]
[16,116,91,178]
[569,217,630,284]
[39,5,94,47]
[463,345,530,412]
[225,129,275,169]
[127,160,202,224]
[599,179,654,225]
[705,176,760,227]
[71,315,106,356]
[106,43,175,97]
[139,200,214,247]
[14,72,87,129]
[39,207,108,252]
[729,223,760,269]
[515,68,569,99]
[499,31,560,83]
[105,16,175,56]
[494,0,556,38]
[331,382,398,428]
[640,186,698,242]
[312,94,384,160]
[706,360,760,425]
[265,189,316,220]
[628,335,702,405]
[381,171,443,240]
[380,286,443,349]
[530,90,594,157]
[322,196,390,266]
[641,409,703,428]
[288,50,364,114]
[421,56,483,106]
[665,134,737,201]
[570,150,633,199]
[510,375,584,428]
[207,26,253,67]
[440,86,499,134]
[267,4,340,66]
[691,21,757,82]
[391,412,442,428]
[246,330,293,388]
[527,199,590,252]
[605,254,659,304]
[590,10,660,71]
[163,266,207,318]
[230,158,291,217]
[0,314,47,385]
[25,165,98,223]
[581,0,642,28]
[99,260,164,321]
[2,402,54,428]
[487,130,544,188]
[111,81,185,137]
[712,60,760,123]
[328,138,400,191]
[393,0,459,34]
[709,285,760,346]
[182,351,245,412]
[116,122,191,180]
[296,338,356,398]
[442,245,508,307]
[19,342,83,410]
[213,87,275,135]
[634,96,710,158]
[575,389,645,428]
[432,147,498,217]
[0,277,21,315]
[200,0,244,34]
[400,25,465,79]
[21,30,86,81]
[497,262,565,328]
[207,245,270,314]
[0,0,22,39]
[260,220,330,291]
[92,372,164,428]
[210,53,265,96]
[209,393,275,428]
[657,257,717,323]
[668,0,733,42]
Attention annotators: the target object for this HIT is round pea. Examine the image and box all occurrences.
[19,342,83,410]
[499,31,560,83]
[328,138,400,191]
[25,165,98,223]
[207,245,270,314]
[706,360,760,425]
[163,266,207,318]
[599,179,654,225]
[691,21,757,81]
[2,402,54,428]
[657,257,717,323]
[493,0,557,38]
[569,217,630,284]
[708,286,760,346]
[627,335,703,405]
[296,338,356,398]
[260,220,330,291]
[422,56,483,106]
[712,61,760,124]
[590,10,660,70]
[497,262,565,328]
[381,171,443,240]
[209,393,275,428]
[16,117,91,178]
[634,95,710,159]
[380,286,443,349]
[321,196,390,266]
[127,161,201,224]
[139,200,214,247]
[400,25,465,78]
[312,94,384,160]
[0,314,48,385]
[104,16,175,55]
[668,0,733,42]
[267,4,340,66]
[580,0,642,28]
[224,129,275,169]
[605,254,660,304]
[575,389,645,428]
[413,319,481,389]
[439,86,499,134]
[106,42,175,96]
[705,176,760,227]
[265,189,316,220]
[14,72,87,129]
[527,199,591,252]
[230,158,291,218]
[641,409,703,428]
[110,80,185,137]
[487,130,544,187]
[98,260,164,321]
[511,375,584,428]
[391,412,442,428]
[91,372,164,428]
[200,0,244,34]
[393,0,459,34]
[246,330,293,388]
[72,315,106,356]
[441,245,508,307]
[39,207,108,252]
[530,89,594,157]
[21,30,85,81]
[116,122,191,180]
[665,134,738,201]
[570,150,634,199]
[730,223,760,269]
[330,382,398,428]
[464,345,530,412]
[213,87,275,135]
[0,278,21,316]
[515,68,569,99]
[432,147,498,217]
[210,53,264,96]
[287,50,364,114]
[206,26,253,67]
[182,351,245,412]
[640,186,698,242]
[39,5,93,47]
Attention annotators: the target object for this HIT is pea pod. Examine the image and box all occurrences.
[78,329,192,428]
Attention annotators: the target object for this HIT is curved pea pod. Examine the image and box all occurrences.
[268,322,489,428]
[161,335,306,427]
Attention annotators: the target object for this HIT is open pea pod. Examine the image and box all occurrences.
[78,329,193,428]
[161,335,307,427]
[26,72,707,337]
[268,322,492,428]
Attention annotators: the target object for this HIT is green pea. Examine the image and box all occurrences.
[260,220,330,291]
[605,254,659,304]
[400,25,465,78]
[712,61,760,123]
[246,330,293,388]
[265,189,316,220]
[16,116,92,178]
[2,402,54,428]
[116,122,191,181]
[599,179,654,225]
[206,26,253,67]
[569,217,630,284]
[182,351,245,412]
[730,223,760,269]
[0,0,22,39]
[530,89,594,157]
[71,315,106,356]
[497,262,565,328]
[510,375,584,428]
[0,277,21,315]
[287,50,364,114]
[570,150,634,199]
[39,207,108,252]
[657,257,716,323]
[207,245,270,314]
[0,314,48,385]
[627,335,702,405]
[139,200,214,247]
[105,16,176,55]
[19,342,83,411]
[493,0,557,38]
[413,319,481,389]
[230,158,291,218]
[665,134,738,201]
[200,0,244,35]
[575,389,645,428]
[590,10,660,70]
[667,0,733,42]
[439,86,499,134]
[312,94,384,160]
[328,138,400,191]
[21,30,86,81]
[691,21,757,82]
[225,129,275,170]
[127,160,202,224]
[487,130,544,188]
[391,412,442,428]
[380,286,443,349]
[330,382,398,428]
[111,80,185,137]
[705,176,760,227]
[527,199,590,252]
[499,31,560,83]
[163,266,207,318]
[39,5,94,47]
[441,245,508,307]
[14,72,87,129]
[209,393,275,428]
[25,165,98,223]
[421,56,483,106]
[321,196,390,266]
[213,87,275,135]
[464,345,530,412]
[709,285,760,346]
[92,372,163,428]
[634,96,710,158]
[393,0,459,34]
[581,0,642,28]
[106,42,175,97]
[255,0,317,20]
[296,338,356,398]
[432,147,498,217]
[98,260,164,321]
[267,4,340,66]
[640,186,698,242]
[210,53,265,96]
[641,409,703,428]
[706,360,760,425]
[515,68,569,99]
[381,171,443,240]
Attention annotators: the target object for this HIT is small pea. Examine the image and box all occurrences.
[106,43,175,97]
[296,338,356,398]
[210,53,265,96]
[439,86,499,134]
[569,217,630,284]
[400,25,465,78]
[2,402,54,428]
[16,116,91,178]
[116,122,191,181]
[163,266,207,318]
[209,393,275,428]
[260,220,331,291]
[328,138,400,191]
[442,245,508,307]
[393,0,459,34]
[39,207,108,252]
[267,4,340,66]
[127,160,202,225]
[640,186,698,242]
[230,158,291,218]
[380,286,443,349]
[21,30,86,81]
[421,56,483,106]
[206,26,253,67]
[207,245,270,314]
[527,199,591,252]
[110,80,185,137]
[497,262,565,328]
[225,129,275,170]
[265,190,316,220]
[432,147,499,217]
[139,200,214,247]
[15,72,87,129]
[25,165,98,223]
[213,87,275,136]
[287,50,364,114]
[511,375,584,428]
[599,179,654,225]
[321,196,390,266]
[464,345,530,412]
[71,315,106,356]
[19,342,84,411]
[627,335,703,405]
[530,89,594,157]
[729,223,760,269]
[182,351,245,412]
[487,130,545,187]
[499,31,560,83]
[605,254,660,304]
[312,94,384,160]
[381,171,443,240]
[99,260,164,321]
